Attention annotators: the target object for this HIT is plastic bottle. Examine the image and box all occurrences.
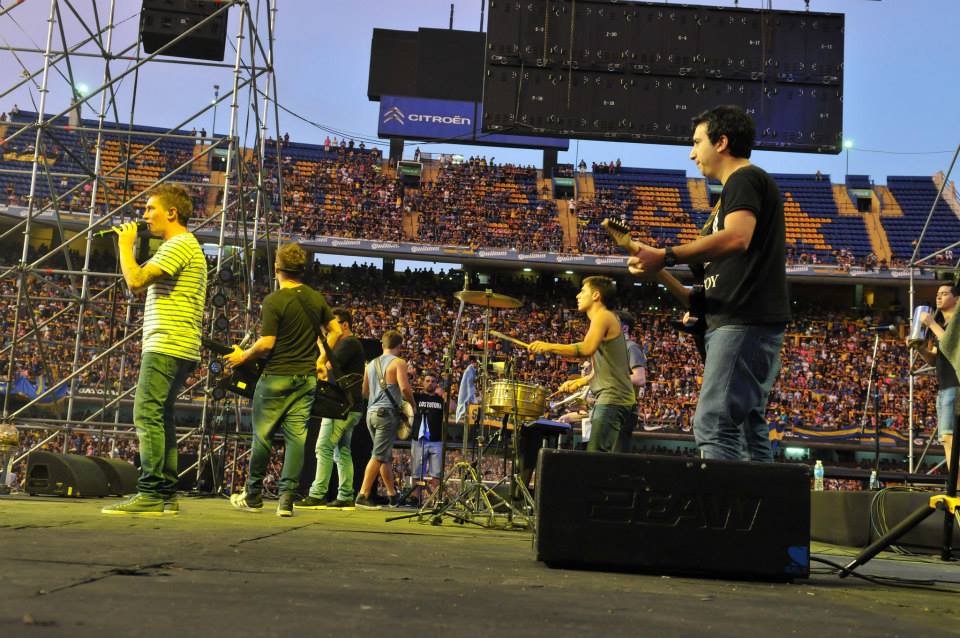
[813,460,824,491]
[869,469,879,490]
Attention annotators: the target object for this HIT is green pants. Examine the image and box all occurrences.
[245,373,316,496]
[133,352,197,497]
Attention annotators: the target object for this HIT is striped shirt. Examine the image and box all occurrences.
[142,232,207,360]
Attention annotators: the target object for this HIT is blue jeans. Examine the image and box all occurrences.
[309,411,361,501]
[133,352,197,498]
[588,403,636,453]
[693,324,784,462]
[245,374,316,496]
[937,386,959,440]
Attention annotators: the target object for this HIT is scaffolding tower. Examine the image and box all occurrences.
[0,0,285,492]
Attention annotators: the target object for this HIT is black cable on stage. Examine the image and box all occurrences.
[810,556,960,592]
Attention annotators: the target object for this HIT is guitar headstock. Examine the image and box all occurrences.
[601,218,635,252]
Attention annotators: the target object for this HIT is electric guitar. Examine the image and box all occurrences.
[202,337,264,399]
[601,218,706,359]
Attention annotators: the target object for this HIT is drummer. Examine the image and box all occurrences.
[528,276,636,452]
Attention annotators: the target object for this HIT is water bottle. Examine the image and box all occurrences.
[869,469,879,490]
[813,460,824,491]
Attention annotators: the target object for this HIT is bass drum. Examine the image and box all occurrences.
[485,381,546,418]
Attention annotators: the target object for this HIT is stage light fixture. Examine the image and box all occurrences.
[211,291,227,308]
[214,315,230,332]
[209,360,223,375]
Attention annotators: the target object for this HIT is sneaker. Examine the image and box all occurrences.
[293,495,328,510]
[324,498,355,510]
[230,490,263,513]
[277,493,294,518]
[101,493,165,516]
[163,495,180,516]
[387,493,403,508]
[355,495,381,510]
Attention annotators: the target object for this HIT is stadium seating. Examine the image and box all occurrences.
[882,176,960,261]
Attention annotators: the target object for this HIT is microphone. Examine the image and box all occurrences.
[867,324,896,333]
[93,221,147,238]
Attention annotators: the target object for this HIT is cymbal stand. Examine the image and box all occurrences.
[386,274,470,524]
[472,301,494,467]
[391,301,517,528]
[504,355,534,526]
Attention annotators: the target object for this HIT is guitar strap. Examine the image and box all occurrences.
[373,356,404,415]
[700,198,721,237]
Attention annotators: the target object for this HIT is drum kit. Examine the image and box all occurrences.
[390,285,581,529]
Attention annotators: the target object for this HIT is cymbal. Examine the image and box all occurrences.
[455,290,522,309]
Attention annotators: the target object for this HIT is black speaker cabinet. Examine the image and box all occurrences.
[26,451,110,498]
[535,450,810,580]
[140,0,229,62]
[87,456,139,496]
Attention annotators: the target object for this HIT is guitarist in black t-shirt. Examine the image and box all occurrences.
[225,243,342,516]
[621,105,790,463]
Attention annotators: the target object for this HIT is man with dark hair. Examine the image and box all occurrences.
[615,310,646,453]
[529,276,636,452]
[408,372,445,503]
[909,284,958,481]
[225,243,342,517]
[297,307,366,510]
[626,104,789,462]
[102,184,207,515]
[356,330,414,509]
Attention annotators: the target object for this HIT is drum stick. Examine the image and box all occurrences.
[489,330,529,349]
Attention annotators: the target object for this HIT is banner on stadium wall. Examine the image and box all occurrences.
[377,95,569,150]
[779,424,909,446]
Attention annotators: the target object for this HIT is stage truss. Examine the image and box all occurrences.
[0,0,286,490]
[906,145,960,475]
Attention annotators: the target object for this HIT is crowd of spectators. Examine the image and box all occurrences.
[6,109,960,268]
[409,157,563,252]
[266,146,403,241]
[1,250,946,445]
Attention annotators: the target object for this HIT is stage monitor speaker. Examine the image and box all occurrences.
[26,451,110,498]
[534,449,810,580]
[87,456,139,496]
[140,0,229,62]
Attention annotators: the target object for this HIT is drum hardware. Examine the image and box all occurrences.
[390,287,533,529]
[387,272,473,525]
[548,386,588,411]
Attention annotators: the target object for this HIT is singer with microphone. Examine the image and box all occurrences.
[102,184,208,516]
[907,284,959,483]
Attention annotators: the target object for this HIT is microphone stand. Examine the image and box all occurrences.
[859,331,883,482]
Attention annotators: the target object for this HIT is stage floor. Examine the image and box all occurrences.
[1,495,958,637]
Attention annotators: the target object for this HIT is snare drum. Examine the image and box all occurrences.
[484,381,546,418]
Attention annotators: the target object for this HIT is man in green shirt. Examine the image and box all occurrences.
[226,243,341,517]
[529,276,636,452]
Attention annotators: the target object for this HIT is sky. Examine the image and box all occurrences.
[1,0,960,185]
